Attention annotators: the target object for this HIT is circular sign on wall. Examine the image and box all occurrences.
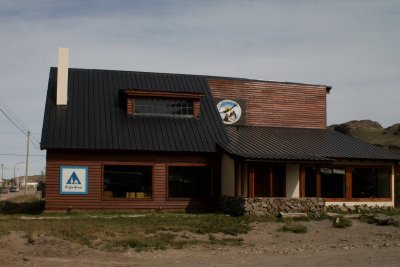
[217,100,242,125]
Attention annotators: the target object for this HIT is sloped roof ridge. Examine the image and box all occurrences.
[41,67,229,152]
[50,67,332,90]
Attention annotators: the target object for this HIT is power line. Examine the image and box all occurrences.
[0,105,28,138]
[0,98,41,149]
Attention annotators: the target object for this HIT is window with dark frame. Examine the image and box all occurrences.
[103,165,152,199]
[320,167,345,198]
[135,98,193,116]
[302,165,392,200]
[352,167,390,198]
[168,166,213,198]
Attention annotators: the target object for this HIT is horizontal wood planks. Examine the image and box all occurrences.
[208,79,328,128]
[45,150,218,211]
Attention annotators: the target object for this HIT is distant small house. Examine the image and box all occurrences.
[40,49,400,211]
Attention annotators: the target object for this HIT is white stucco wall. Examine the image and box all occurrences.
[286,163,300,197]
[221,153,235,196]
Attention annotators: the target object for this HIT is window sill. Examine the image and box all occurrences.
[102,197,153,201]
[325,198,392,202]
[166,197,213,201]
[133,113,194,119]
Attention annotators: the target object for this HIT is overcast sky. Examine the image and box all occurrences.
[0,0,399,179]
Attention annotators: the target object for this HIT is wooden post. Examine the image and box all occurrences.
[316,167,321,197]
[234,161,239,197]
[299,165,305,197]
[345,167,352,199]
[241,163,246,197]
[248,163,255,198]
[268,166,273,197]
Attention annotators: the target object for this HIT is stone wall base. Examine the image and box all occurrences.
[219,196,326,216]
[326,204,395,213]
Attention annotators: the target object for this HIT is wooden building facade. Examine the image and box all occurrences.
[40,50,400,211]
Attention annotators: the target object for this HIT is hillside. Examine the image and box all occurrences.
[328,120,400,153]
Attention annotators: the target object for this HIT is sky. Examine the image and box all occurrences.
[0,0,399,179]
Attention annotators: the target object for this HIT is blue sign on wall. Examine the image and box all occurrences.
[60,166,88,195]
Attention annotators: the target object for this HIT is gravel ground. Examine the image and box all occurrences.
[0,218,399,266]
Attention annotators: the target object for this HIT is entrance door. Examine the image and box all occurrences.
[254,164,271,197]
[254,164,286,197]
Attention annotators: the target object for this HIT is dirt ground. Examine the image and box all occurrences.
[0,219,399,267]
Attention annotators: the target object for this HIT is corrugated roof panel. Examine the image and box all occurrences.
[221,126,400,161]
[41,68,399,162]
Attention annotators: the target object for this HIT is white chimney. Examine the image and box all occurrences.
[57,47,69,105]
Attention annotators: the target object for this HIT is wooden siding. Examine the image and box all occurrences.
[208,79,328,128]
[127,98,134,115]
[45,150,218,211]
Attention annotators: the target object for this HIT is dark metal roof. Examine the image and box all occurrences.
[41,68,228,152]
[205,75,332,91]
[220,125,400,162]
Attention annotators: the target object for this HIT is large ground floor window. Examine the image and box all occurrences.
[352,167,390,198]
[301,165,392,200]
[321,167,345,198]
[168,166,213,198]
[104,165,152,199]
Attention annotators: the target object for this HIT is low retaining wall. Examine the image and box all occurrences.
[219,196,326,216]
[326,204,395,213]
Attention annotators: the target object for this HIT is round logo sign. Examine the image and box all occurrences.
[217,100,242,125]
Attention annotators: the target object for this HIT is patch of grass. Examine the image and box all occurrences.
[247,215,279,223]
[208,235,243,246]
[359,215,399,227]
[6,194,39,203]
[116,232,187,251]
[332,216,352,228]
[0,194,44,215]
[247,214,312,224]
[278,224,307,233]
[0,213,251,251]
[372,208,400,216]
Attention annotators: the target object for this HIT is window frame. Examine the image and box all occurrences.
[350,166,392,200]
[134,97,194,117]
[300,164,392,202]
[166,163,214,200]
[320,167,346,199]
[101,162,154,201]
[125,90,203,118]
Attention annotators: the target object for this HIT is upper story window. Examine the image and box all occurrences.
[135,98,193,116]
[125,90,202,118]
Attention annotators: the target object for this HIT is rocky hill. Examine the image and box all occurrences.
[328,120,400,153]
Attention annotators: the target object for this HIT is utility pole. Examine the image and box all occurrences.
[1,163,3,179]
[24,130,30,195]
[14,161,24,187]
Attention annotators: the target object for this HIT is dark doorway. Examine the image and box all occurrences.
[272,165,286,197]
[254,165,271,197]
[254,164,286,197]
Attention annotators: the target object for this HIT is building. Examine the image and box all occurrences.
[40,49,400,212]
